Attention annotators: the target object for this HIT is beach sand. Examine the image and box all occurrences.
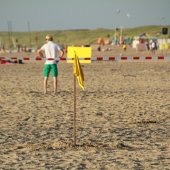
[0,56,170,169]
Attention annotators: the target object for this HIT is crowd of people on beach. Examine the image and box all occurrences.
[96,33,165,55]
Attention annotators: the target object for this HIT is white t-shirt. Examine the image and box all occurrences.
[41,41,61,64]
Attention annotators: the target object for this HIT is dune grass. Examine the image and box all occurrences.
[0,25,169,49]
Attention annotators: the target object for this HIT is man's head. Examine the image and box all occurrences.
[45,34,53,41]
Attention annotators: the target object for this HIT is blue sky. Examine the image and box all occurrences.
[0,0,169,31]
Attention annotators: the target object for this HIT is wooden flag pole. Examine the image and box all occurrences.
[73,74,77,146]
[67,47,91,147]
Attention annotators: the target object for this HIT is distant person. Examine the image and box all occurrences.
[122,42,127,52]
[37,34,64,94]
[105,34,111,45]
[151,40,156,54]
[145,41,150,51]
[97,37,104,46]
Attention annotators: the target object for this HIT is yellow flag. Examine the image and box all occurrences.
[74,52,85,90]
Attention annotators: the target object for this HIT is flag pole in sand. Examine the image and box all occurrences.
[67,46,91,146]
[73,73,77,145]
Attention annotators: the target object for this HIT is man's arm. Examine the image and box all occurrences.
[37,49,44,57]
[58,49,64,58]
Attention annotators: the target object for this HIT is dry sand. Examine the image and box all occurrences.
[0,50,170,169]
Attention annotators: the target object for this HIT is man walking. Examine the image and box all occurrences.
[37,34,64,94]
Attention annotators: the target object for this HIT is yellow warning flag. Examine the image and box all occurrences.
[74,52,85,90]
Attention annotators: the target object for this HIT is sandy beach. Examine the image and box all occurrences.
[0,51,170,169]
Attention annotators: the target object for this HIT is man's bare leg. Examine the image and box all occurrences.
[44,77,48,94]
[53,77,57,94]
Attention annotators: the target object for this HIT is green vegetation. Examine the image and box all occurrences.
[0,25,169,49]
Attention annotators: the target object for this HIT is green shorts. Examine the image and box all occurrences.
[44,64,58,77]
